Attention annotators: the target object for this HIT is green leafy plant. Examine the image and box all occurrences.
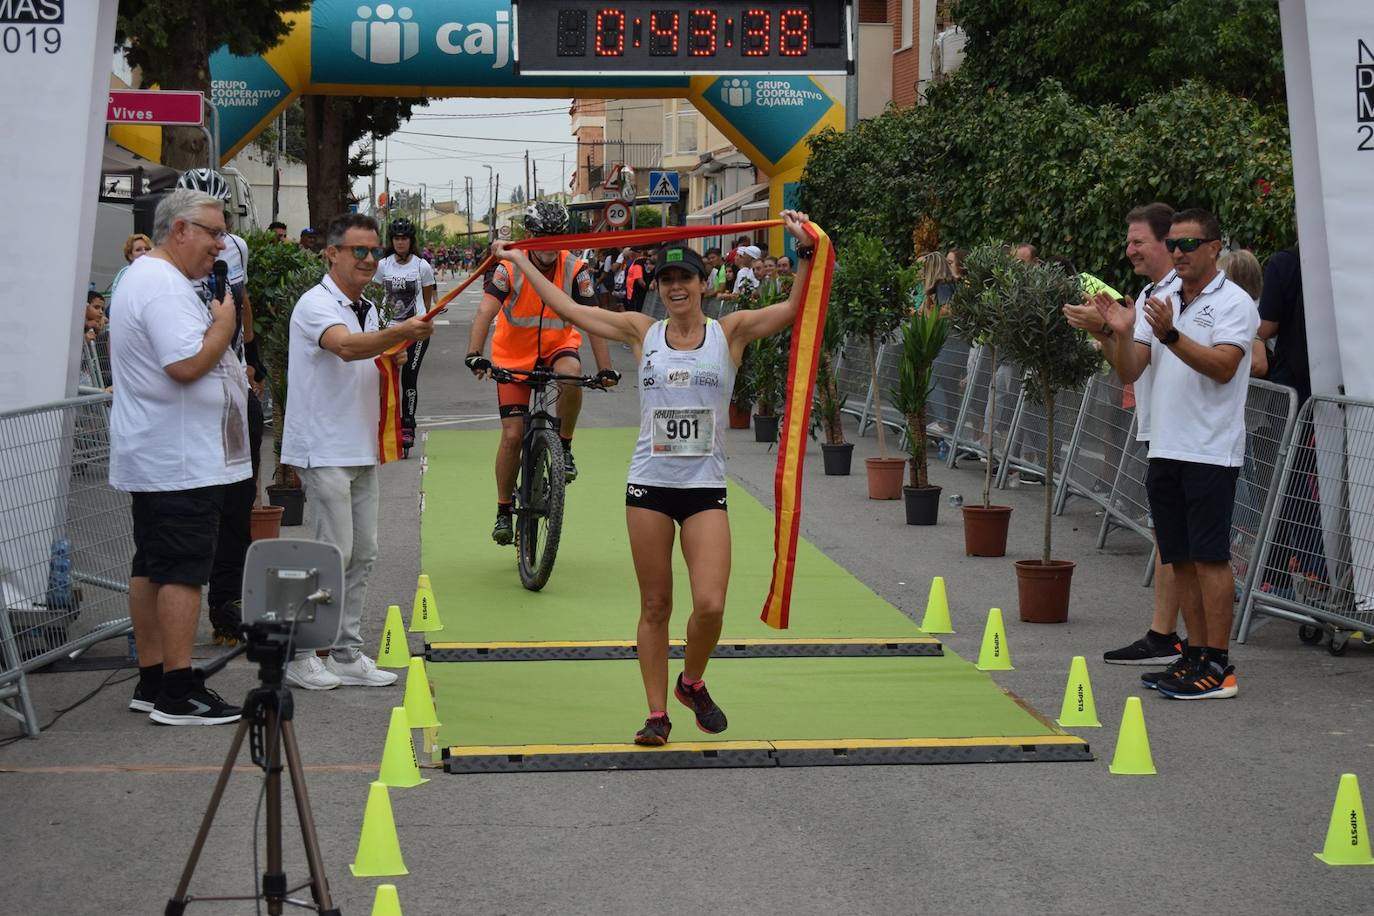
[891,307,949,489]
[813,307,848,446]
[830,233,917,459]
[748,332,787,418]
[999,260,1102,564]
[947,244,1017,507]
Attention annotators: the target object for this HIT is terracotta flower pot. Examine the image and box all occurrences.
[728,403,751,429]
[961,504,1013,556]
[1014,559,1076,623]
[865,457,906,500]
[250,505,285,541]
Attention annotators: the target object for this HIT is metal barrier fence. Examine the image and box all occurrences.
[1,394,134,737]
[1237,394,1374,646]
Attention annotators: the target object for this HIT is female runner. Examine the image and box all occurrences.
[492,210,816,745]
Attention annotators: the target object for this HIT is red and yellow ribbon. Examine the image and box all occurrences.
[385,220,831,628]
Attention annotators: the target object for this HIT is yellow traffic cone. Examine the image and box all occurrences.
[975,608,1013,670]
[1107,697,1156,775]
[408,574,443,633]
[1315,773,1374,865]
[379,706,428,788]
[377,605,411,669]
[371,884,403,916]
[1055,655,1101,728]
[349,782,409,877]
[919,576,954,634]
[402,657,440,729]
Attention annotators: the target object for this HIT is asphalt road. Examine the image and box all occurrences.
[2,276,1371,915]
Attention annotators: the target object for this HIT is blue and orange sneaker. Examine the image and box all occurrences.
[674,673,728,734]
[634,713,671,746]
[1156,660,1238,700]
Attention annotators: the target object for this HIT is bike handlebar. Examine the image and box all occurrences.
[489,364,610,389]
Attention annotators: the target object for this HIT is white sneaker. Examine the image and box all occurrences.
[326,653,398,687]
[285,656,341,691]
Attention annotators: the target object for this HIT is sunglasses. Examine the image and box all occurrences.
[337,245,385,261]
[1165,237,1218,253]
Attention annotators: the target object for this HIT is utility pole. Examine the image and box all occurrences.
[369,135,377,218]
[525,149,531,204]
[493,174,500,242]
[532,160,539,200]
[382,135,390,221]
[271,110,283,221]
[465,176,473,247]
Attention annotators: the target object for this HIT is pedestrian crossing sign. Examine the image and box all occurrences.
[648,170,680,203]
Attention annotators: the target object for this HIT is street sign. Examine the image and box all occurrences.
[498,225,512,239]
[107,90,204,126]
[604,201,631,227]
[648,170,680,203]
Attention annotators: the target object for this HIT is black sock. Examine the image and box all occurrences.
[560,437,573,452]
[1184,644,1204,663]
[138,663,163,693]
[160,667,194,702]
[1206,648,1229,669]
[497,501,513,516]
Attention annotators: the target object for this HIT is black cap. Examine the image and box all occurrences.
[653,245,708,280]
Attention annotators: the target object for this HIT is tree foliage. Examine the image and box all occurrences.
[950,0,1285,109]
[301,96,427,228]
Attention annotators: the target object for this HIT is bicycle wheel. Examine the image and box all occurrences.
[516,428,566,590]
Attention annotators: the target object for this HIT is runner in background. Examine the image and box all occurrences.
[377,218,436,458]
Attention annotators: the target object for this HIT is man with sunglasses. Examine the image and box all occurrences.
[280,213,433,691]
[1092,208,1258,700]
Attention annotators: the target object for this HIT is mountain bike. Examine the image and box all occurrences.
[489,364,608,590]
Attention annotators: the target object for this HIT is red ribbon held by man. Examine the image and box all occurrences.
[380,219,834,629]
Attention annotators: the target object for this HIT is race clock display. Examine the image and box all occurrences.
[513,2,853,75]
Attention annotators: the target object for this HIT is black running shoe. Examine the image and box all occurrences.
[564,450,578,483]
[1141,654,1194,690]
[129,680,156,713]
[634,714,672,746]
[492,512,514,545]
[1157,660,1238,700]
[1105,632,1184,666]
[674,673,728,734]
[149,684,242,726]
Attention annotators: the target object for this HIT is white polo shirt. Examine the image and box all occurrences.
[1129,269,1179,442]
[281,275,382,468]
[108,255,252,491]
[1135,269,1258,467]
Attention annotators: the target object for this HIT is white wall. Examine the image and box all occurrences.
[226,146,311,235]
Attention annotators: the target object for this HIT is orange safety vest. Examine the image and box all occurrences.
[490,251,585,365]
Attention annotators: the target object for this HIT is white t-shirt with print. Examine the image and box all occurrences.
[376,253,435,323]
[1128,269,1179,442]
[733,267,757,295]
[108,255,252,491]
[1135,270,1258,467]
[280,275,382,468]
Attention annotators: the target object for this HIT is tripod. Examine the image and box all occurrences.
[166,623,341,915]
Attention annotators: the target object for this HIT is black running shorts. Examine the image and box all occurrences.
[130,485,227,585]
[1145,458,1238,565]
[625,484,727,523]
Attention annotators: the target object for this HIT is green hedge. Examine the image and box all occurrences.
[799,77,1295,292]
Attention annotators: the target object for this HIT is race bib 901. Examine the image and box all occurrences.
[651,407,713,456]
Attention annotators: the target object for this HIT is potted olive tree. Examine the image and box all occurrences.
[1000,259,1102,622]
[947,244,1017,555]
[814,307,851,475]
[831,233,916,500]
[892,306,949,524]
[247,234,326,526]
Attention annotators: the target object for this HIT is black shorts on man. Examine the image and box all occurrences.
[1145,459,1238,565]
[130,486,227,585]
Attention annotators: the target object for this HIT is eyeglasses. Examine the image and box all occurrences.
[187,220,228,241]
[1165,237,1218,253]
[339,245,385,261]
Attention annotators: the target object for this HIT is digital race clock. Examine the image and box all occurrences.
[513,1,853,76]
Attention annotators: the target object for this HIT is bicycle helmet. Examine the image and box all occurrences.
[389,217,415,240]
[176,168,231,203]
[523,200,570,237]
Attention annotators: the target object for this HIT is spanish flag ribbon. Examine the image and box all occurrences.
[388,219,830,628]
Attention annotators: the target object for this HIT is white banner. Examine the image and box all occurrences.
[0,0,119,411]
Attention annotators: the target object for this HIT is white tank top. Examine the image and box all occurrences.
[628,319,736,488]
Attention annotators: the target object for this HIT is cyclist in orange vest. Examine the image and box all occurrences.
[466,201,619,545]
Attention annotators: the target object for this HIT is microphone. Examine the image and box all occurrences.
[212,260,228,304]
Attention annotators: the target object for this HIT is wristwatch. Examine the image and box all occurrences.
[1159,329,1180,346]
[795,246,816,261]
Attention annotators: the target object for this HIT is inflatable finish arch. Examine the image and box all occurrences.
[120,0,844,253]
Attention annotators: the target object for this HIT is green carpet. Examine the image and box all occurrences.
[421,428,927,643]
[429,654,1059,748]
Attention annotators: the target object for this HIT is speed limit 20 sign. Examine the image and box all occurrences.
[604,201,631,228]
